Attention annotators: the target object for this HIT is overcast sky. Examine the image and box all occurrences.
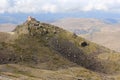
[0,0,120,14]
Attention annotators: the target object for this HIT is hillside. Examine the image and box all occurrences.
[0,24,16,32]
[52,18,120,52]
[0,17,120,80]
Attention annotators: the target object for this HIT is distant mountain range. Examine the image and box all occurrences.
[1,11,120,24]
[103,18,120,24]
[0,23,16,32]
[52,18,120,52]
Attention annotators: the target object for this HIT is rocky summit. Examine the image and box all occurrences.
[0,17,120,80]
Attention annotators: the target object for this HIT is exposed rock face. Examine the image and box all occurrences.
[81,41,89,47]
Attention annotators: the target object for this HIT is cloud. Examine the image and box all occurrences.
[0,0,120,13]
[0,0,9,13]
[41,3,57,13]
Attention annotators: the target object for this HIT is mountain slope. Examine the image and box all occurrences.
[0,17,120,80]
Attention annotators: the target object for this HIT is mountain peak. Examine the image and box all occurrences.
[23,16,39,27]
[27,16,36,22]
[14,17,62,37]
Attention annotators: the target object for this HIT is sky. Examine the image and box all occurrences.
[0,0,120,23]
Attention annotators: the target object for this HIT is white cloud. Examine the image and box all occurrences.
[82,1,108,11]
[0,0,120,13]
[0,0,9,13]
[41,3,57,13]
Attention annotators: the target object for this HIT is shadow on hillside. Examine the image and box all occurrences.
[50,38,109,73]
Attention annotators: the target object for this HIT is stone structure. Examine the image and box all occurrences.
[27,16,32,21]
[27,16,36,21]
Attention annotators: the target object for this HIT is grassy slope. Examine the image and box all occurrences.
[0,19,120,80]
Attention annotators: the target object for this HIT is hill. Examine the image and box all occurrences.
[0,17,120,80]
[0,24,16,32]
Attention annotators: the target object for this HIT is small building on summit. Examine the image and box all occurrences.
[27,16,32,21]
[27,16,36,22]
